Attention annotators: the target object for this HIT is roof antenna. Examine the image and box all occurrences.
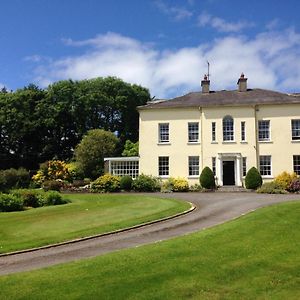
[207,61,210,80]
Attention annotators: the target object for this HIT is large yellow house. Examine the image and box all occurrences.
[106,74,300,187]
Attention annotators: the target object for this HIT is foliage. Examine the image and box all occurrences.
[43,191,68,206]
[274,171,298,190]
[11,189,43,208]
[66,162,85,181]
[75,129,119,179]
[161,177,189,192]
[120,176,133,191]
[42,180,63,191]
[122,140,139,157]
[245,167,262,190]
[189,183,202,192]
[287,178,300,193]
[0,168,30,191]
[0,193,24,212]
[133,174,161,192]
[91,174,121,193]
[0,78,150,170]
[199,167,215,189]
[32,160,70,185]
[257,181,287,194]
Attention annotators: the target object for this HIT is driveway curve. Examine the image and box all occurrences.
[0,192,298,275]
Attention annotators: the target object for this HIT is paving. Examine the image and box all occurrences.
[0,192,298,276]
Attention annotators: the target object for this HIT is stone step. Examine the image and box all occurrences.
[217,186,252,193]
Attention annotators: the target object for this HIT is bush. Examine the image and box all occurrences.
[0,193,24,212]
[189,183,202,192]
[133,174,161,192]
[120,176,133,191]
[287,178,300,193]
[42,180,62,191]
[43,191,68,206]
[91,174,121,193]
[161,177,189,192]
[257,181,287,194]
[32,160,70,185]
[245,167,262,190]
[200,167,215,189]
[0,168,30,191]
[66,162,85,181]
[274,171,297,190]
[11,189,43,208]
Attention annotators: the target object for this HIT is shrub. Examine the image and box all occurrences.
[189,183,202,192]
[274,171,297,190]
[133,174,161,192]
[66,162,84,181]
[200,167,215,189]
[11,189,43,208]
[0,193,24,212]
[0,168,30,191]
[245,167,262,190]
[43,191,68,206]
[32,160,70,185]
[120,176,133,191]
[42,180,62,191]
[161,177,189,192]
[91,174,121,193]
[257,181,287,194]
[287,178,300,193]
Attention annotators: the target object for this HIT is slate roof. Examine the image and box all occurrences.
[138,89,300,110]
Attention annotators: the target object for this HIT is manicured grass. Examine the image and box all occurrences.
[0,193,190,253]
[1,201,299,300]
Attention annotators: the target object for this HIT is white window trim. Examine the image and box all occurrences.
[258,120,272,142]
[259,155,272,177]
[188,122,199,143]
[291,119,300,141]
[241,121,246,142]
[158,123,170,143]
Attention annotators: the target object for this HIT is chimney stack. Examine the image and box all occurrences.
[237,73,247,92]
[201,74,210,93]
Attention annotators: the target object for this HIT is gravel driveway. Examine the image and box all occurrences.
[0,192,298,275]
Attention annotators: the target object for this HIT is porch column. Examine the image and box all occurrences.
[236,156,242,186]
[217,156,223,186]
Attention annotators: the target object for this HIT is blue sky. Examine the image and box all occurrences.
[1,0,300,98]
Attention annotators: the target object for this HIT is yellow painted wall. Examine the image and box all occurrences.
[139,103,300,185]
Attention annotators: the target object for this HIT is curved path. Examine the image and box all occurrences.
[0,192,298,275]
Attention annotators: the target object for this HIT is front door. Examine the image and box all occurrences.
[223,161,235,185]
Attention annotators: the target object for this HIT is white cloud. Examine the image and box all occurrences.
[154,0,193,21]
[198,12,254,32]
[32,28,300,98]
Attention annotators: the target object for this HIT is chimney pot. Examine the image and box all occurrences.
[201,74,210,93]
[237,73,247,92]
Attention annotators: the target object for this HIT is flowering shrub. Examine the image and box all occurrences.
[133,175,161,192]
[32,160,70,185]
[287,178,300,193]
[274,171,297,190]
[161,177,189,192]
[91,174,121,193]
[257,181,287,194]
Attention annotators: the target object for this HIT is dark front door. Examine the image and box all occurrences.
[223,161,235,185]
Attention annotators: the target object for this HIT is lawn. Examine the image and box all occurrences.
[0,193,190,253]
[1,201,299,299]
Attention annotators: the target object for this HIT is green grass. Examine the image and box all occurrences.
[1,201,299,300]
[0,193,190,253]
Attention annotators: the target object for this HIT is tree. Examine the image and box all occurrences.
[74,129,119,179]
[200,166,215,189]
[245,167,262,189]
[122,140,139,156]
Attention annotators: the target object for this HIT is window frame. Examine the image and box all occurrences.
[241,121,246,142]
[158,156,169,177]
[259,155,272,176]
[242,157,247,177]
[258,120,270,142]
[158,123,169,143]
[212,157,216,176]
[188,156,199,176]
[223,116,234,142]
[291,119,300,141]
[293,155,300,175]
[188,122,199,143]
[211,122,216,142]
